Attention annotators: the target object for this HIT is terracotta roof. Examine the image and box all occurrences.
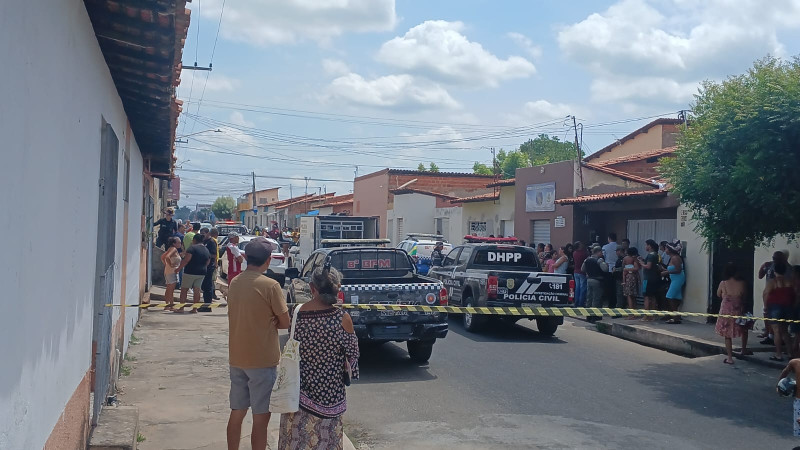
[592,147,677,167]
[390,188,459,200]
[555,189,668,205]
[451,192,500,204]
[583,163,661,187]
[84,0,190,175]
[355,168,496,181]
[261,193,316,209]
[319,193,353,207]
[487,178,515,187]
[584,118,683,162]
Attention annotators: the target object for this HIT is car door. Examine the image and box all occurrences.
[431,246,461,299]
[289,252,322,304]
[451,247,474,305]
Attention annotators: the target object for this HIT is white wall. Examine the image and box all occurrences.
[0,1,144,447]
[435,206,463,244]
[388,193,436,245]
[461,186,516,239]
[677,207,712,315]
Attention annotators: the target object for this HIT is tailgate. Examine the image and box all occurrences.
[494,272,572,306]
[341,282,445,323]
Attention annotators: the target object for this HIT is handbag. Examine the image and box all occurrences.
[269,303,304,414]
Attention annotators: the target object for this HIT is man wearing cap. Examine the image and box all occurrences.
[226,233,245,282]
[226,237,290,450]
[154,208,178,249]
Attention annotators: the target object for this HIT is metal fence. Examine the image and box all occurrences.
[92,264,115,426]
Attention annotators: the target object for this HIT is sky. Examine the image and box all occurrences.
[174,0,800,206]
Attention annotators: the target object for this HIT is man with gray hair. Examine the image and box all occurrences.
[226,237,290,450]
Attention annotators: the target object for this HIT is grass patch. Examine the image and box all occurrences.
[123,353,136,362]
[120,366,132,377]
[137,432,146,443]
[130,335,141,345]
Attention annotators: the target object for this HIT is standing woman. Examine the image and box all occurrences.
[564,243,575,275]
[716,263,750,364]
[622,247,641,316]
[278,264,359,450]
[160,237,182,310]
[763,262,795,362]
[661,240,686,324]
[552,246,570,274]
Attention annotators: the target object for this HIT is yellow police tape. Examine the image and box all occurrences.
[105,303,800,323]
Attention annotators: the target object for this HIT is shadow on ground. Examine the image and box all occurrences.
[356,342,438,384]
[447,316,568,344]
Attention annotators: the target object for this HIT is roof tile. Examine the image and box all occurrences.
[555,189,668,205]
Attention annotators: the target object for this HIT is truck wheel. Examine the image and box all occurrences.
[407,340,434,363]
[463,297,486,332]
[536,317,559,336]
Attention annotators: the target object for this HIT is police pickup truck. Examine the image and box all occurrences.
[285,246,449,363]
[427,243,574,335]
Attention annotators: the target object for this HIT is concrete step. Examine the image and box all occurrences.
[88,406,139,450]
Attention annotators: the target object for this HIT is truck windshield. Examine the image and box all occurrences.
[329,249,414,278]
[471,246,541,271]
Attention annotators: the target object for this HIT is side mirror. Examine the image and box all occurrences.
[285,268,300,279]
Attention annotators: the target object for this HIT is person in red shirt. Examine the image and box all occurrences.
[226,233,245,282]
[572,242,589,307]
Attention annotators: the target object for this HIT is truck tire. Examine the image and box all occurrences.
[407,340,434,363]
[463,297,486,332]
[536,317,559,336]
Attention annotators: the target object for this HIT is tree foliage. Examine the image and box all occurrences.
[472,161,493,175]
[417,163,427,171]
[429,162,440,172]
[211,196,236,220]
[659,56,800,247]
[496,149,529,179]
[519,134,581,165]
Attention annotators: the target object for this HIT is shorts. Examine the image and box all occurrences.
[794,398,800,436]
[164,272,178,285]
[768,304,792,321]
[644,279,661,297]
[230,366,277,414]
[182,273,205,290]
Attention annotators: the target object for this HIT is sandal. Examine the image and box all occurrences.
[769,356,785,362]
[666,318,681,324]
[723,359,734,365]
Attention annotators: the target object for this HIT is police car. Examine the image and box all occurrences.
[396,234,453,275]
[427,239,574,336]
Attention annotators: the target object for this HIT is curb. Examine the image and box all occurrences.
[594,321,785,369]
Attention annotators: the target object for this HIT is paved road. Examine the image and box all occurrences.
[344,317,795,449]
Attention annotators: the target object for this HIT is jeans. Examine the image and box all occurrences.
[574,273,588,307]
[202,265,217,303]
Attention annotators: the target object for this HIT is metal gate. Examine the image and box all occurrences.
[531,219,551,246]
[92,264,115,425]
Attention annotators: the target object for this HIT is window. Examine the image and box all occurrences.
[472,247,540,270]
[396,217,404,242]
[469,221,487,236]
[531,220,551,247]
[456,247,473,266]
[442,248,460,266]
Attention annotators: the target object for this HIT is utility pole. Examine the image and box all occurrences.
[572,116,585,192]
[251,171,256,228]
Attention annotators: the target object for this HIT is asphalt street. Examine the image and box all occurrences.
[344,317,796,450]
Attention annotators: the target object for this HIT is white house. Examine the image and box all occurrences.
[1,1,188,448]
[387,188,463,245]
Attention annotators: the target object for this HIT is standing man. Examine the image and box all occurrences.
[199,228,220,312]
[620,238,631,252]
[431,241,445,267]
[572,242,589,307]
[226,233,245,282]
[183,224,196,251]
[176,233,211,312]
[154,208,178,249]
[582,245,608,323]
[226,237,291,450]
[602,233,619,308]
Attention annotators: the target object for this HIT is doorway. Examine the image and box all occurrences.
[711,241,755,318]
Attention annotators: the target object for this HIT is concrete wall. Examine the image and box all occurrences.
[0,1,145,447]
[580,166,654,195]
[388,193,437,245]
[434,206,463,244]
[354,172,390,237]
[462,186,516,239]
[514,161,577,247]
[589,124,666,163]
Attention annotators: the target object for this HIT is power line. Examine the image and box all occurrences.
[178,168,354,183]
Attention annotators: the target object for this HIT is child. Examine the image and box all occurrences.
[778,358,800,436]
[544,252,556,273]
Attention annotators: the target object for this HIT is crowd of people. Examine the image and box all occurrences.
[531,233,686,323]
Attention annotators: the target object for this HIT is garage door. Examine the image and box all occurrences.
[531,220,550,246]
[627,219,677,252]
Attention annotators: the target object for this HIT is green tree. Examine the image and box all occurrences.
[211,196,236,220]
[500,151,530,179]
[417,163,427,171]
[518,134,581,166]
[174,206,191,221]
[429,162,440,172]
[659,56,800,247]
[472,162,493,175]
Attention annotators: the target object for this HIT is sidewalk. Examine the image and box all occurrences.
[574,315,787,369]
[118,300,356,449]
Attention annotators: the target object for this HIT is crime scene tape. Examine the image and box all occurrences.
[105,302,800,323]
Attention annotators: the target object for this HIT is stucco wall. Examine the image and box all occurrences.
[435,206,463,244]
[579,166,654,195]
[678,208,714,315]
[388,193,437,245]
[354,172,390,237]
[462,186,516,239]
[589,124,666,162]
[514,161,576,246]
[0,1,144,447]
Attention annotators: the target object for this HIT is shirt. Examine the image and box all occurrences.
[602,242,619,271]
[204,238,218,269]
[227,243,243,276]
[184,244,211,275]
[183,232,196,251]
[644,252,661,282]
[583,257,608,279]
[572,249,589,275]
[227,271,288,369]
[154,217,177,238]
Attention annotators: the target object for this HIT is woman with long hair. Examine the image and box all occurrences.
[160,236,182,310]
[278,264,359,450]
[661,240,685,324]
[716,263,750,364]
[622,247,641,318]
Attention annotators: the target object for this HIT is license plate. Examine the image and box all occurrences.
[521,303,541,308]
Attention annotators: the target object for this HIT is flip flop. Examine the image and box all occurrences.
[769,356,784,362]
[723,359,734,365]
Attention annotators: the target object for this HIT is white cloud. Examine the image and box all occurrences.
[325,73,460,110]
[200,0,396,46]
[193,74,239,92]
[506,32,542,58]
[558,0,800,103]
[522,100,574,122]
[322,59,351,76]
[376,20,536,87]
[229,111,254,127]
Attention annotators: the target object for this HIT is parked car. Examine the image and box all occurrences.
[428,243,574,335]
[286,246,448,363]
[218,235,288,287]
[397,234,453,275]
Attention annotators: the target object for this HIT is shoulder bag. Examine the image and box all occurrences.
[269,303,304,413]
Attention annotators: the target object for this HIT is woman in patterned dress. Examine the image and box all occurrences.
[278,264,359,450]
[622,247,641,312]
[715,263,750,365]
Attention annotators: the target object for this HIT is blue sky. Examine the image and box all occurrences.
[175,0,800,205]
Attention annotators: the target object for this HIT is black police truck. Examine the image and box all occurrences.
[427,243,574,335]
